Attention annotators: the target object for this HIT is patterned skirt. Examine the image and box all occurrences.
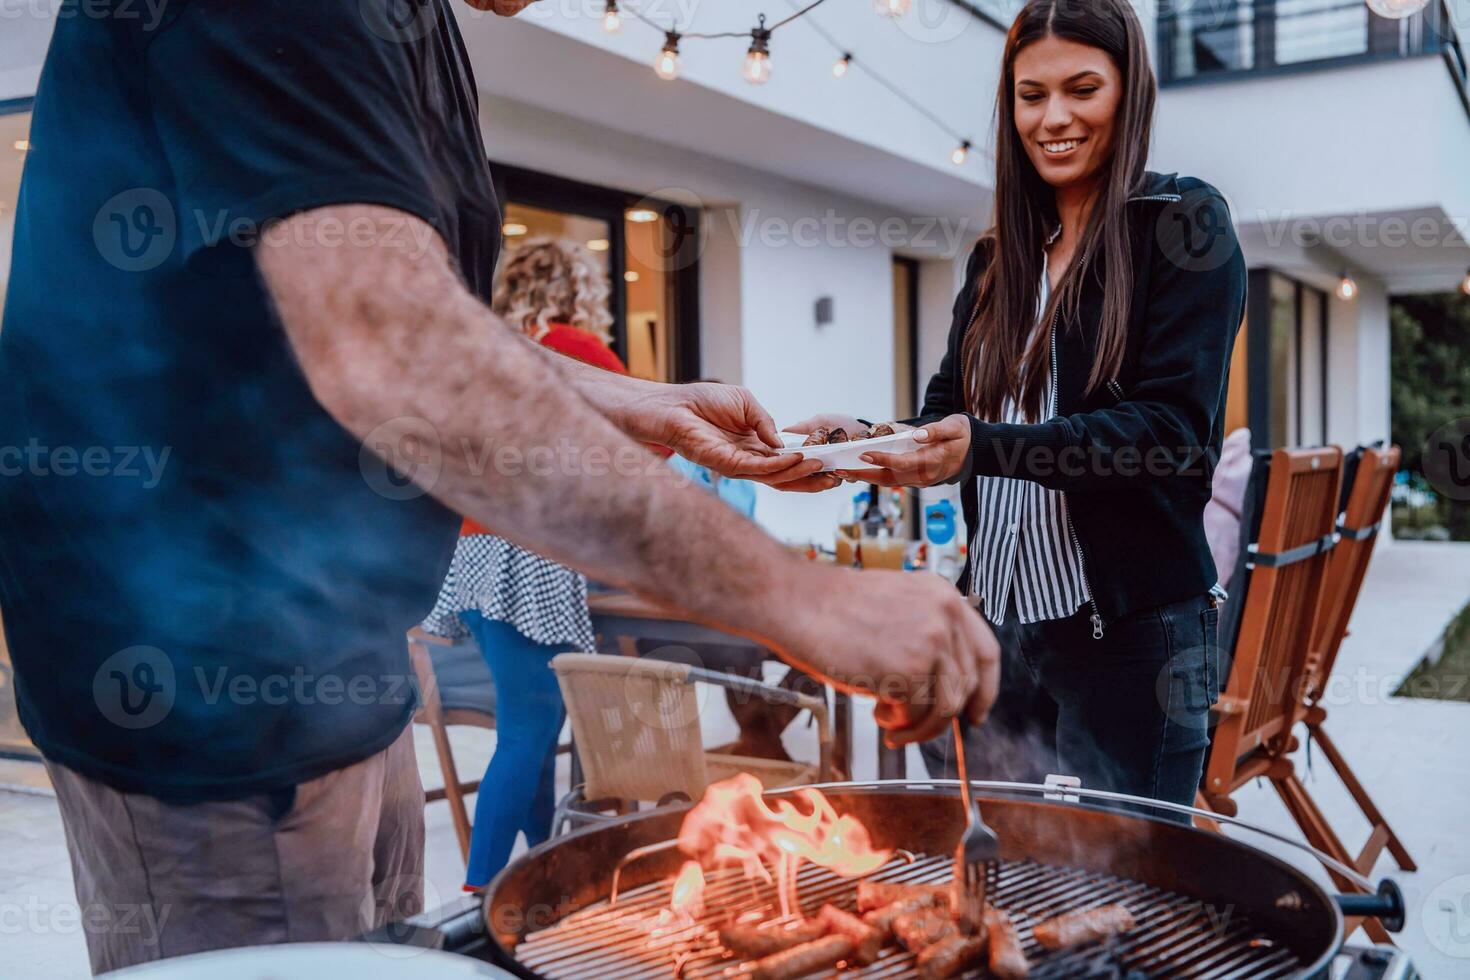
[419,534,596,652]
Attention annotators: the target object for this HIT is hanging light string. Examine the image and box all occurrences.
[605,0,978,164]
[786,0,982,163]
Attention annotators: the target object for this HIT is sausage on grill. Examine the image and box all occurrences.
[816,904,882,965]
[915,931,989,980]
[856,880,950,913]
[891,908,959,953]
[862,895,940,938]
[732,934,855,980]
[718,920,826,959]
[1032,903,1137,950]
[983,907,1030,979]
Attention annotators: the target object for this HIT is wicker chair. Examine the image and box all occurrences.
[1299,444,1415,875]
[549,653,832,834]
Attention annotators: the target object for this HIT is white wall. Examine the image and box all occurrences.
[1326,279,1393,452]
[475,94,979,543]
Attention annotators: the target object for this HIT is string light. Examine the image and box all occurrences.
[832,52,851,78]
[1337,269,1358,301]
[743,15,773,85]
[951,140,972,165]
[655,31,681,81]
[602,0,621,32]
[872,0,911,16]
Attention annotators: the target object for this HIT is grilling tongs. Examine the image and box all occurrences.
[951,716,999,929]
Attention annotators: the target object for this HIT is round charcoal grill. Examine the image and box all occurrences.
[481,782,1403,980]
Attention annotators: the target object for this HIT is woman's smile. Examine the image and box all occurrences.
[1040,136,1088,157]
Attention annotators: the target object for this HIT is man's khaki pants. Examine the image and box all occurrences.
[46,726,425,975]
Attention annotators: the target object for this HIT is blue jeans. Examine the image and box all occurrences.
[459,611,566,887]
[922,594,1221,811]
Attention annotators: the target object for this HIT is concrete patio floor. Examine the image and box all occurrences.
[0,540,1466,977]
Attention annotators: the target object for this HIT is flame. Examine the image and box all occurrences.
[675,775,890,916]
[670,860,706,919]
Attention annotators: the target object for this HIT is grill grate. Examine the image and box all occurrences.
[510,852,1303,979]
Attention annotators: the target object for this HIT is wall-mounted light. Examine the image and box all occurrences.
[1336,269,1358,301]
[815,296,834,327]
[655,32,681,81]
[833,53,852,78]
[601,0,621,33]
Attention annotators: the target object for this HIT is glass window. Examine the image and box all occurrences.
[1275,0,1369,65]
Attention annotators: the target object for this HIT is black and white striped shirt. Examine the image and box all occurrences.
[969,230,1092,626]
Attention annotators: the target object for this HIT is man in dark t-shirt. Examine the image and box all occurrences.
[0,0,999,971]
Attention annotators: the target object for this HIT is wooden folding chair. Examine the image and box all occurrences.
[1197,447,1392,943]
[1299,445,1416,875]
[407,627,497,863]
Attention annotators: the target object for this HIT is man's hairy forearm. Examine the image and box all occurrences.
[257,207,805,656]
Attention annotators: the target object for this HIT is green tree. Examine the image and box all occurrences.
[1391,292,1470,540]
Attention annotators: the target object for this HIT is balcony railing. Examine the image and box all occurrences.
[1157,0,1468,93]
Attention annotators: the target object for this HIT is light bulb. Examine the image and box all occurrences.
[873,0,911,16]
[1365,0,1428,18]
[655,33,681,81]
[1337,271,1358,301]
[833,54,851,78]
[951,140,972,165]
[602,9,620,31]
[743,49,772,85]
[1460,267,1470,297]
[743,22,772,86]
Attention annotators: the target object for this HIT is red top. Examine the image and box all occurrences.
[459,323,630,537]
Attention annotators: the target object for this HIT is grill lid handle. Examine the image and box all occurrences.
[1334,879,1406,933]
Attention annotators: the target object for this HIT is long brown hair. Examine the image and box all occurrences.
[963,0,1156,422]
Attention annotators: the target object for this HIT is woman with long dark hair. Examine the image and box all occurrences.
[793,0,1246,805]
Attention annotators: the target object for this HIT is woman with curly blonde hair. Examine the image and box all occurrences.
[420,236,626,889]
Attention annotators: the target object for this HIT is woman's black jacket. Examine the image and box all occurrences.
[913,171,1247,627]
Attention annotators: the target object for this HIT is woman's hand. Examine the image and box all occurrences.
[835,413,972,488]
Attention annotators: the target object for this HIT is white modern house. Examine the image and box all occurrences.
[2,0,1468,541]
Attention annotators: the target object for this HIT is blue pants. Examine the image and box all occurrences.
[459,611,566,887]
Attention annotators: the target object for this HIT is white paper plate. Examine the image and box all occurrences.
[775,428,922,472]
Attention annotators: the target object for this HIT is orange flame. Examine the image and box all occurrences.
[670,860,706,919]
[676,774,890,916]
